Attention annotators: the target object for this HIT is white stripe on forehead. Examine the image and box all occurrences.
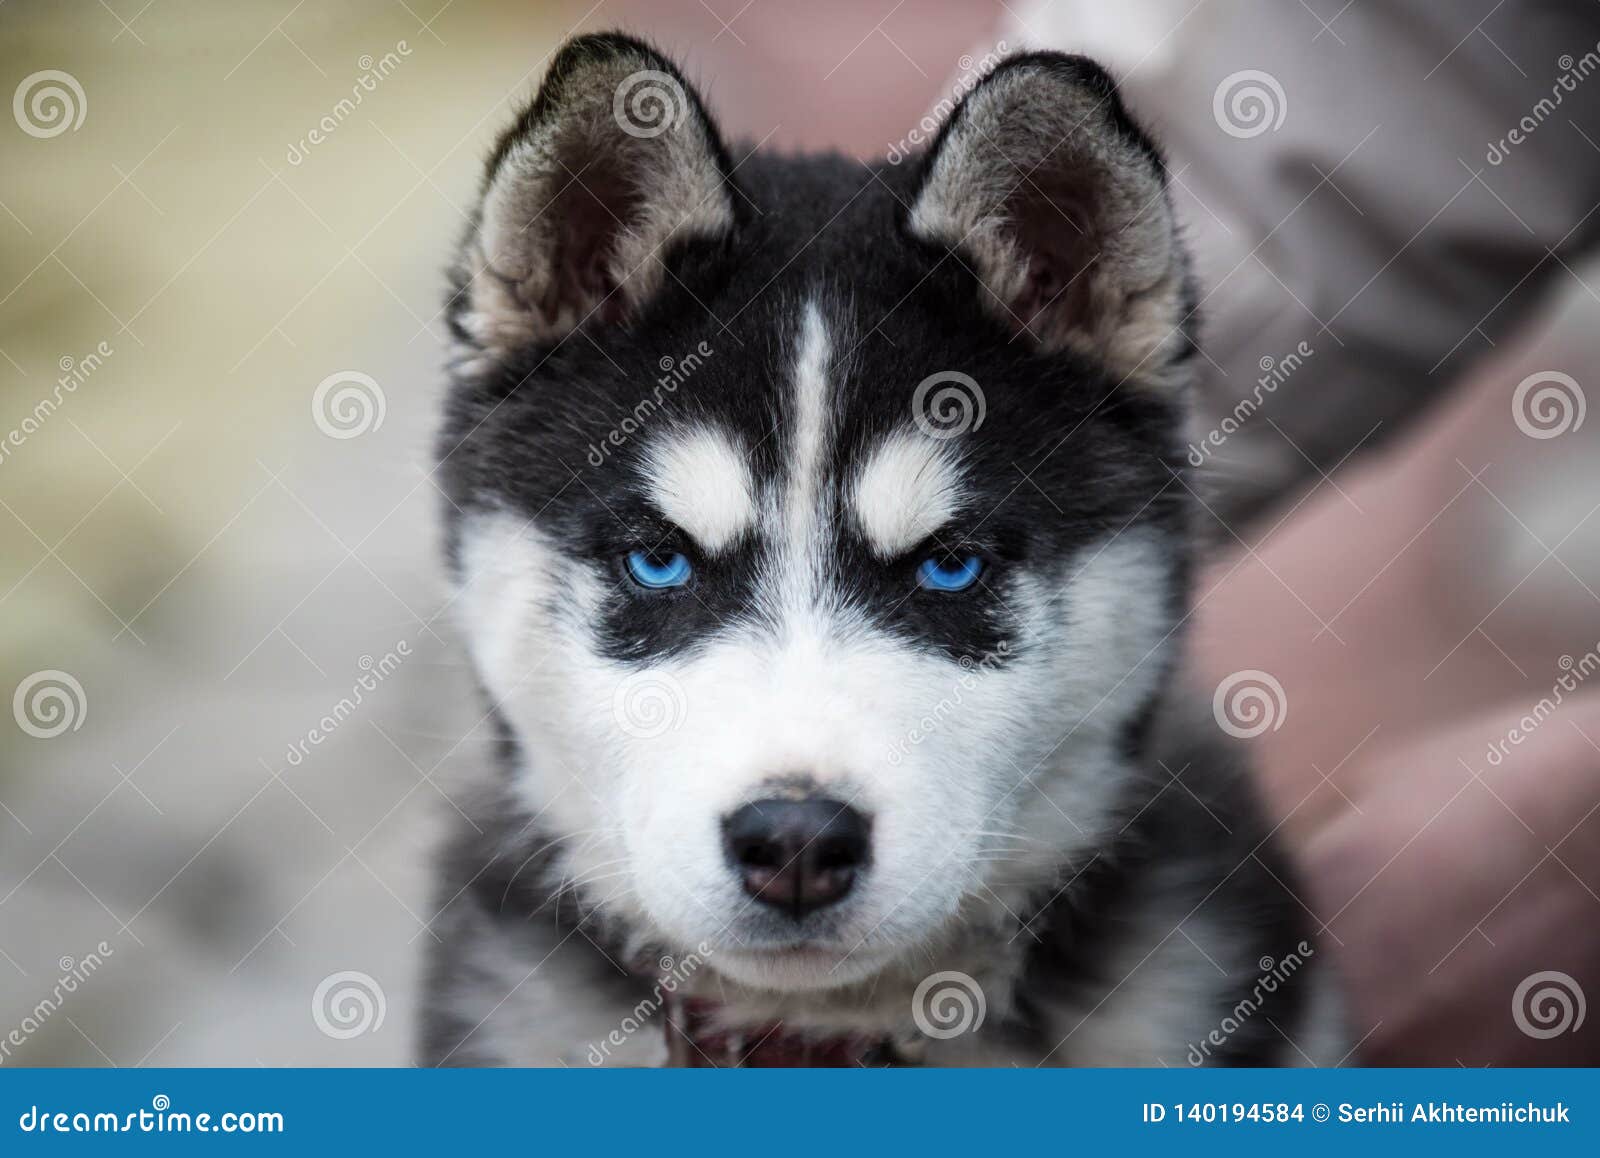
[641,425,755,553]
[782,300,832,557]
[852,430,968,558]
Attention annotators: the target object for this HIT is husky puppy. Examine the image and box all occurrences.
[419,33,1346,1066]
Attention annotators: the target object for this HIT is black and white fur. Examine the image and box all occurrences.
[419,33,1346,1066]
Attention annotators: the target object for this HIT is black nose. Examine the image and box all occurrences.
[722,798,870,919]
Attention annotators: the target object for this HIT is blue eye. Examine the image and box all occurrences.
[917,554,984,592]
[625,550,692,589]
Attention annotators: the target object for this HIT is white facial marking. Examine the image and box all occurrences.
[852,430,968,558]
[454,509,560,700]
[782,300,832,560]
[459,487,1179,996]
[641,425,756,553]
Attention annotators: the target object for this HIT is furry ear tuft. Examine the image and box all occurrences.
[908,54,1193,387]
[454,34,735,367]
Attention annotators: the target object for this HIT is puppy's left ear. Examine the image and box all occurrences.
[908,54,1192,387]
[454,33,736,366]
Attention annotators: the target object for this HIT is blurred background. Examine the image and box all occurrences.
[2,0,1597,1065]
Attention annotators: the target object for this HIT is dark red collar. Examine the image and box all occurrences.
[663,996,901,1067]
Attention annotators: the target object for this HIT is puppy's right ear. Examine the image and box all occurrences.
[907,54,1191,388]
[454,34,736,364]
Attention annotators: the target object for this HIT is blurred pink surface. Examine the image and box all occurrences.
[608,0,1002,155]
[1186,343,1600,1065]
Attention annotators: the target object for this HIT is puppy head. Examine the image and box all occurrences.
[440,35,1195,991]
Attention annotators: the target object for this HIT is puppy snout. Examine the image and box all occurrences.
[722,798,870,919]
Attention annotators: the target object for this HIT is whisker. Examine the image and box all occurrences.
[500,829,596,911]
